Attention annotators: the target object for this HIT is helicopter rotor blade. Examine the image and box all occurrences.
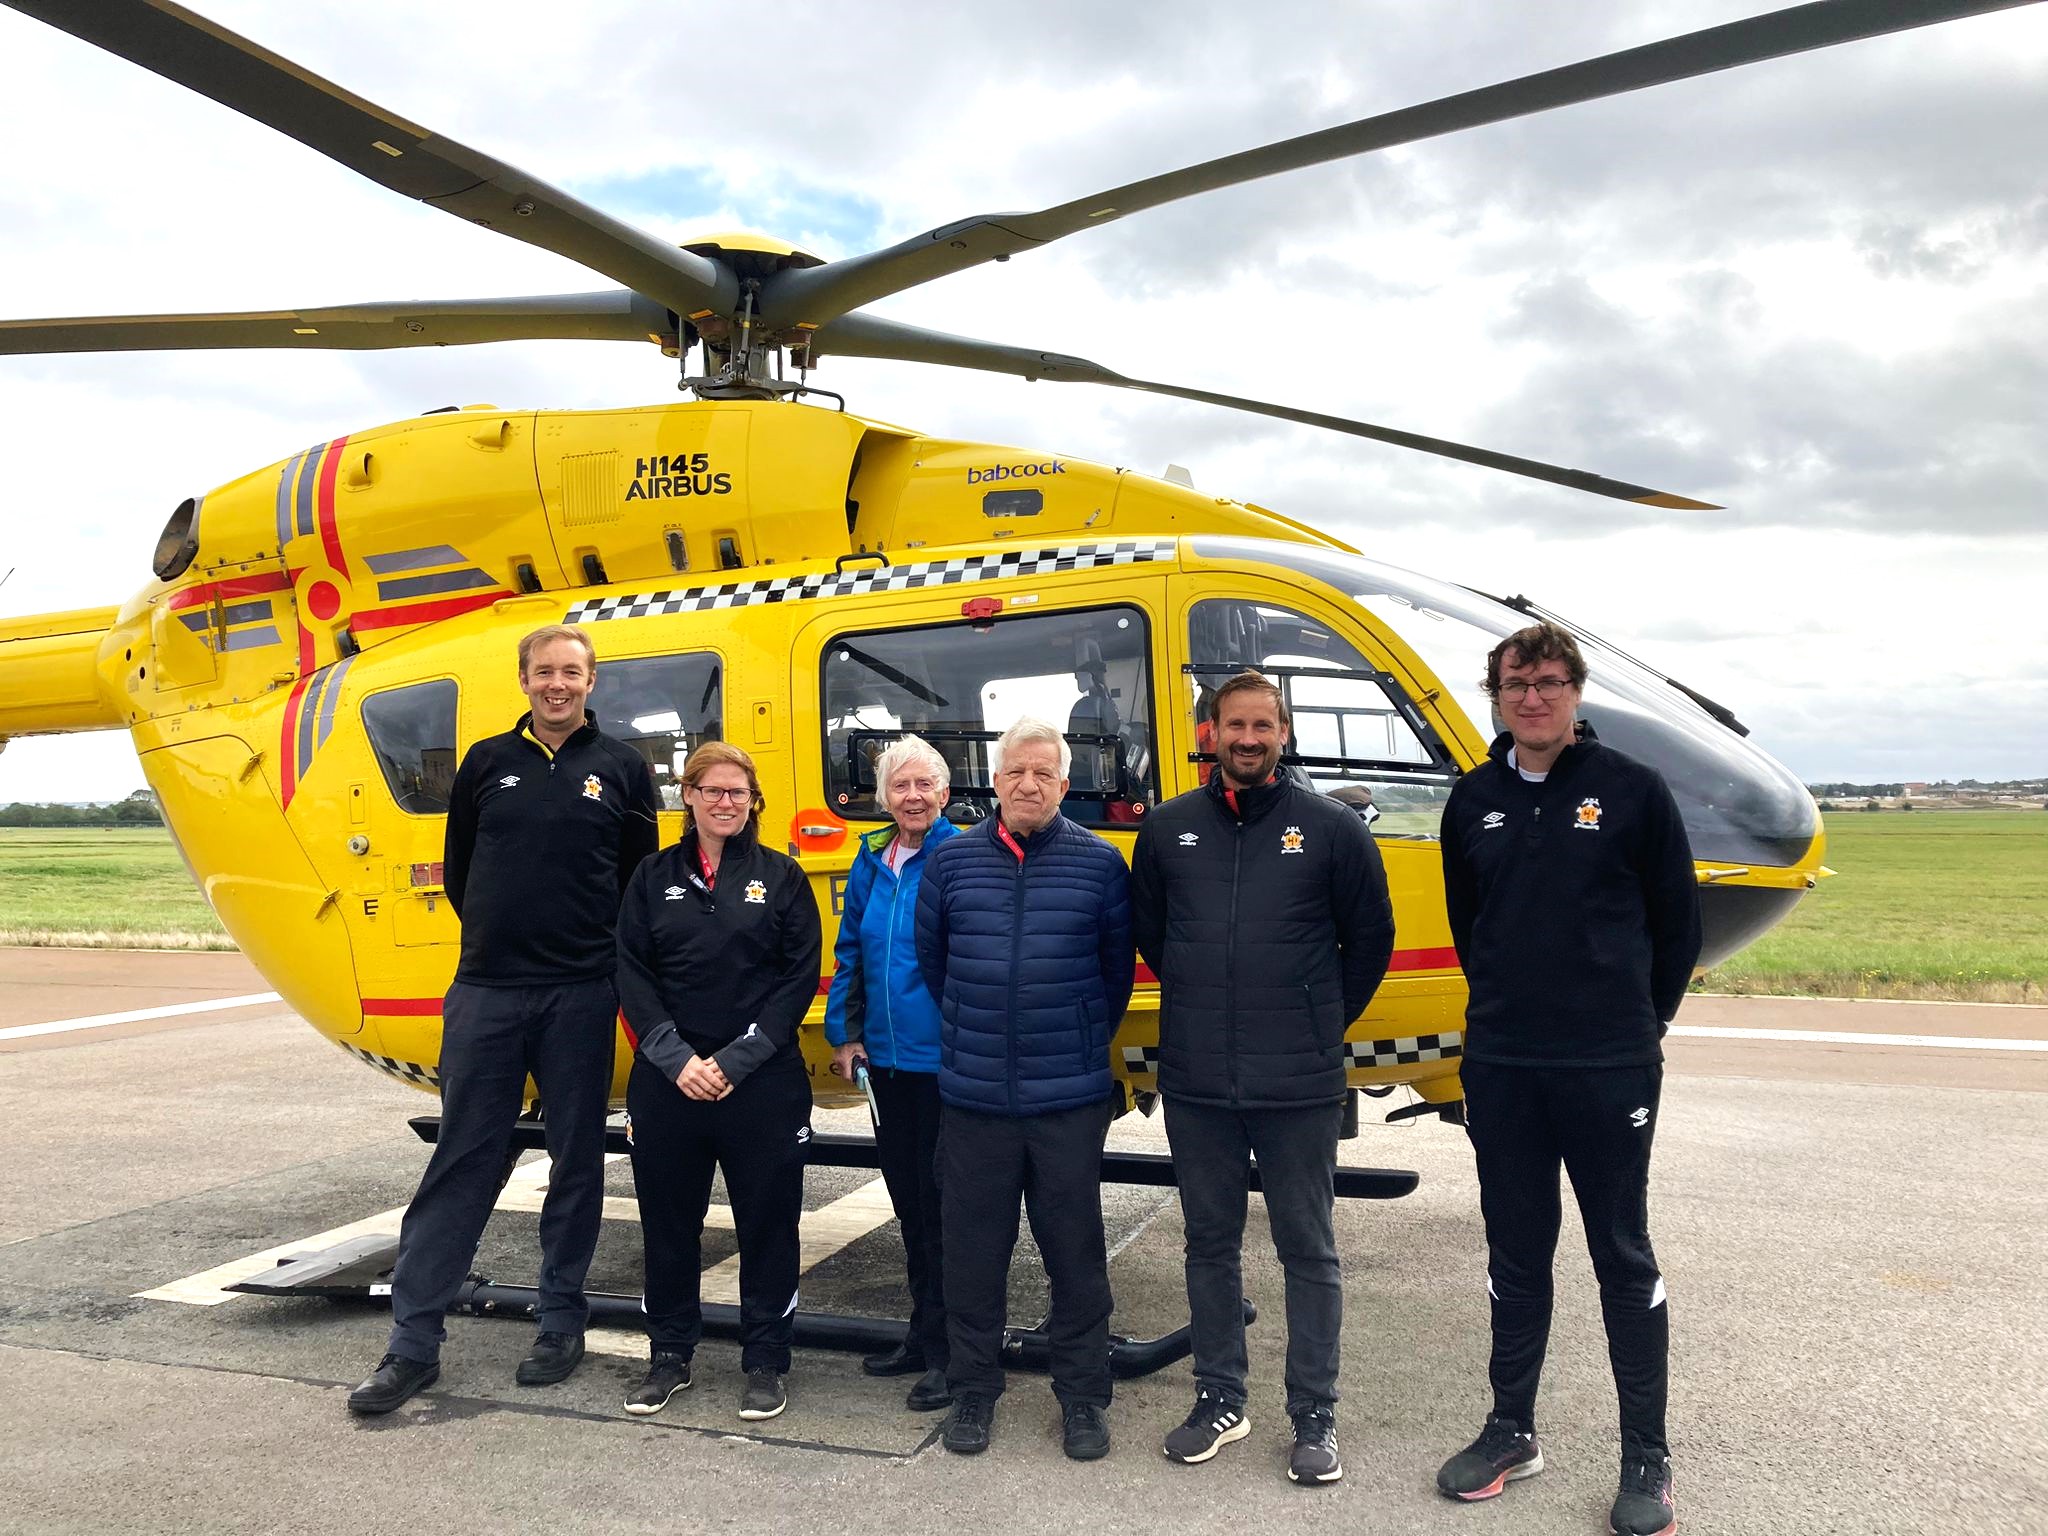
[763,0,2039,327]
[814,313,1719,510]
[0,291,675,355]
[2,0,739,324]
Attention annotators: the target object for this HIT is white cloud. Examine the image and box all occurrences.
[1,0,2044,801]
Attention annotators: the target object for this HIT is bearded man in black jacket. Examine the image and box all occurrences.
[1434,621,1700,1536]
[1131,669,1393,1487]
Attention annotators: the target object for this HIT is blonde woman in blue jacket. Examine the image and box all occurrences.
[824,734,960,1415]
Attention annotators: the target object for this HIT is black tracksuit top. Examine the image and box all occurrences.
[615,822,824,1089]
[1441,725,1703,1068]
[444,712,660,987]
[1131,772,1396,1109]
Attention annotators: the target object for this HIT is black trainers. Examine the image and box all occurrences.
[942,1393,995,1454]
[1287,1406,1342,1485]
[1436,1413,1545,1501]
[861,1341,927,1377]
[1162,1389,1250,1464]
[906,1366,954,1412]
[346,1353,439,1415]
[1610,1454,1677,1536]
[622,1353,692,1416]
[737,1369,787,1421]
[1062,1401,1112,1461]
[515,1330,585,1386]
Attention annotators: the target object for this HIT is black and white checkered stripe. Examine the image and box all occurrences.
[341,1040,442,1089]
[563,540,1177,623]
[1122,1033,1462,1075]
[1346,1032,1462,1068]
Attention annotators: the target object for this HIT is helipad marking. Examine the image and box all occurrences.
[0,991,282,1041]
[137,1152,898,1338]
[1668,1025,2048,1052]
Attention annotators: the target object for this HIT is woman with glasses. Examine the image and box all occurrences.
[822,735,960,1413]
[614,742,823,1424]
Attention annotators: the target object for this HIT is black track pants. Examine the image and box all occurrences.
[625,1053,811,1374]
[1461,1059,1670,1458]
[940,1100,1114,1408]
[386,978,616,1363]
[870,1066,947,1368]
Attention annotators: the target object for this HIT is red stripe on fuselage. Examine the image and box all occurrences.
[316,435,348,574]
[166,571,292,611]
[277,674,313,808]
[361,997,442,1016]
[351,589,501,632]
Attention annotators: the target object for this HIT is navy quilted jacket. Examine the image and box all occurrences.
[915,814,1135,1116]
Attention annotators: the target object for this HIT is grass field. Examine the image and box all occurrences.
[1700,810,2048,1003]
[0,827,230,949]
[2,813,2042,999]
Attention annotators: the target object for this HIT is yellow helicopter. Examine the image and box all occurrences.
[2,0,2012,1128]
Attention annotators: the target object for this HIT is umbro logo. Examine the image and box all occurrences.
[1177,832,1200,847]
[663,885,686,901]
[1482,811,1506,830]
[1630,1106,1650,1128]
[498,775,521,789]
[796,1125,812,1144]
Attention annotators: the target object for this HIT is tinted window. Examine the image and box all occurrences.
[594,653,723,809]
[1189,596,1458,839]
[823,605,1157,827]
[362,679,459,815]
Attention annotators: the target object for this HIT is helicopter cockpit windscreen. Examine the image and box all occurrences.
[822,605,1157,828]
[1192,538,1818,870]
[593,652,724,810]
[361,678,458,815]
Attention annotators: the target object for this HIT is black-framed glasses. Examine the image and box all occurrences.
[689,784,752,803]
[1496,678,1574,700]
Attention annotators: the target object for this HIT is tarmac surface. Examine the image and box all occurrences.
[2,948,2044,1535]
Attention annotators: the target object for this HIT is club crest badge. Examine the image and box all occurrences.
[744,879,767,905]
[1280,825,1305,854]
[1575,797,1603,830]
[581,774,603,801]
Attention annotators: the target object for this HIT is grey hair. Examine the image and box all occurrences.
[992,715,1072,779]
[874,733,951,792]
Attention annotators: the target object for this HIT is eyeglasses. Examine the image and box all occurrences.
[1496,678,1574,700]
[690,784,752,803]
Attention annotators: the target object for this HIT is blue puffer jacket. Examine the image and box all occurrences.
[823,817,960,1072]
[915,813,1135,1116]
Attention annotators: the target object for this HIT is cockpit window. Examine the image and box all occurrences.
[1191,537,1819,867]
[361,679,459,815]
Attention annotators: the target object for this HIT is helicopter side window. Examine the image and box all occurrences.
[821,605,1157,828]
[1188,597,1458,840]
[362,679,460,815]
[592,652,723,810]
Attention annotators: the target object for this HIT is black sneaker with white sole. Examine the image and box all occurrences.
[622,1353,692,1416]
[1162,1390,1251,1464]
[1436,1413,1545,1501]
[1287,1406,1342,1485]
[1610,1454,1677,1536]
[737,1370,787,1421]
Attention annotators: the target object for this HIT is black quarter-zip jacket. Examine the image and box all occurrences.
[614,821,824,1089]
[1131,772,1395,1109]
[1441,724,1703,1067]
[443,711,660,987]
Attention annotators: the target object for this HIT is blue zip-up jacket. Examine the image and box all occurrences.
[915,813,1135,1116]
[823,817,960,1071]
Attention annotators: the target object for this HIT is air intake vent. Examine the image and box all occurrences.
[560,452,620,527]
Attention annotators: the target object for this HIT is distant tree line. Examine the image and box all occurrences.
[0,789,162,827]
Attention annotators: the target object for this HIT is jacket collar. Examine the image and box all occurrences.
[861,815,960,861]
[1486,719,1599,780]
[1205,768,1289,824]
[679,818,759,865]
[515,709,600,759]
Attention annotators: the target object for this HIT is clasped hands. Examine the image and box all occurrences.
[675,1055,732,1101]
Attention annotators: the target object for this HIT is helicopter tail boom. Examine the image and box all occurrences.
[0,607,122,739]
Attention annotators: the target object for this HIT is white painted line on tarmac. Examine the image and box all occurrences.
[1669,1024,2048,1052]
[0,991,282,1042]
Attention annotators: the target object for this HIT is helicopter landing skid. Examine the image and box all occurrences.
[227,1234,1245,1379]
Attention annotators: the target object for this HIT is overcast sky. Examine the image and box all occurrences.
[1,0,2043,800]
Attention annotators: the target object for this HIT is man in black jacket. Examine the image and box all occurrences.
[1131,670,1394,1485]
[348,624,659,1415]
[1433,622,1700,1536]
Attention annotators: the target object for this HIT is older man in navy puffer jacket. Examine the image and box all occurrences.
[915,716,1134,1463]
